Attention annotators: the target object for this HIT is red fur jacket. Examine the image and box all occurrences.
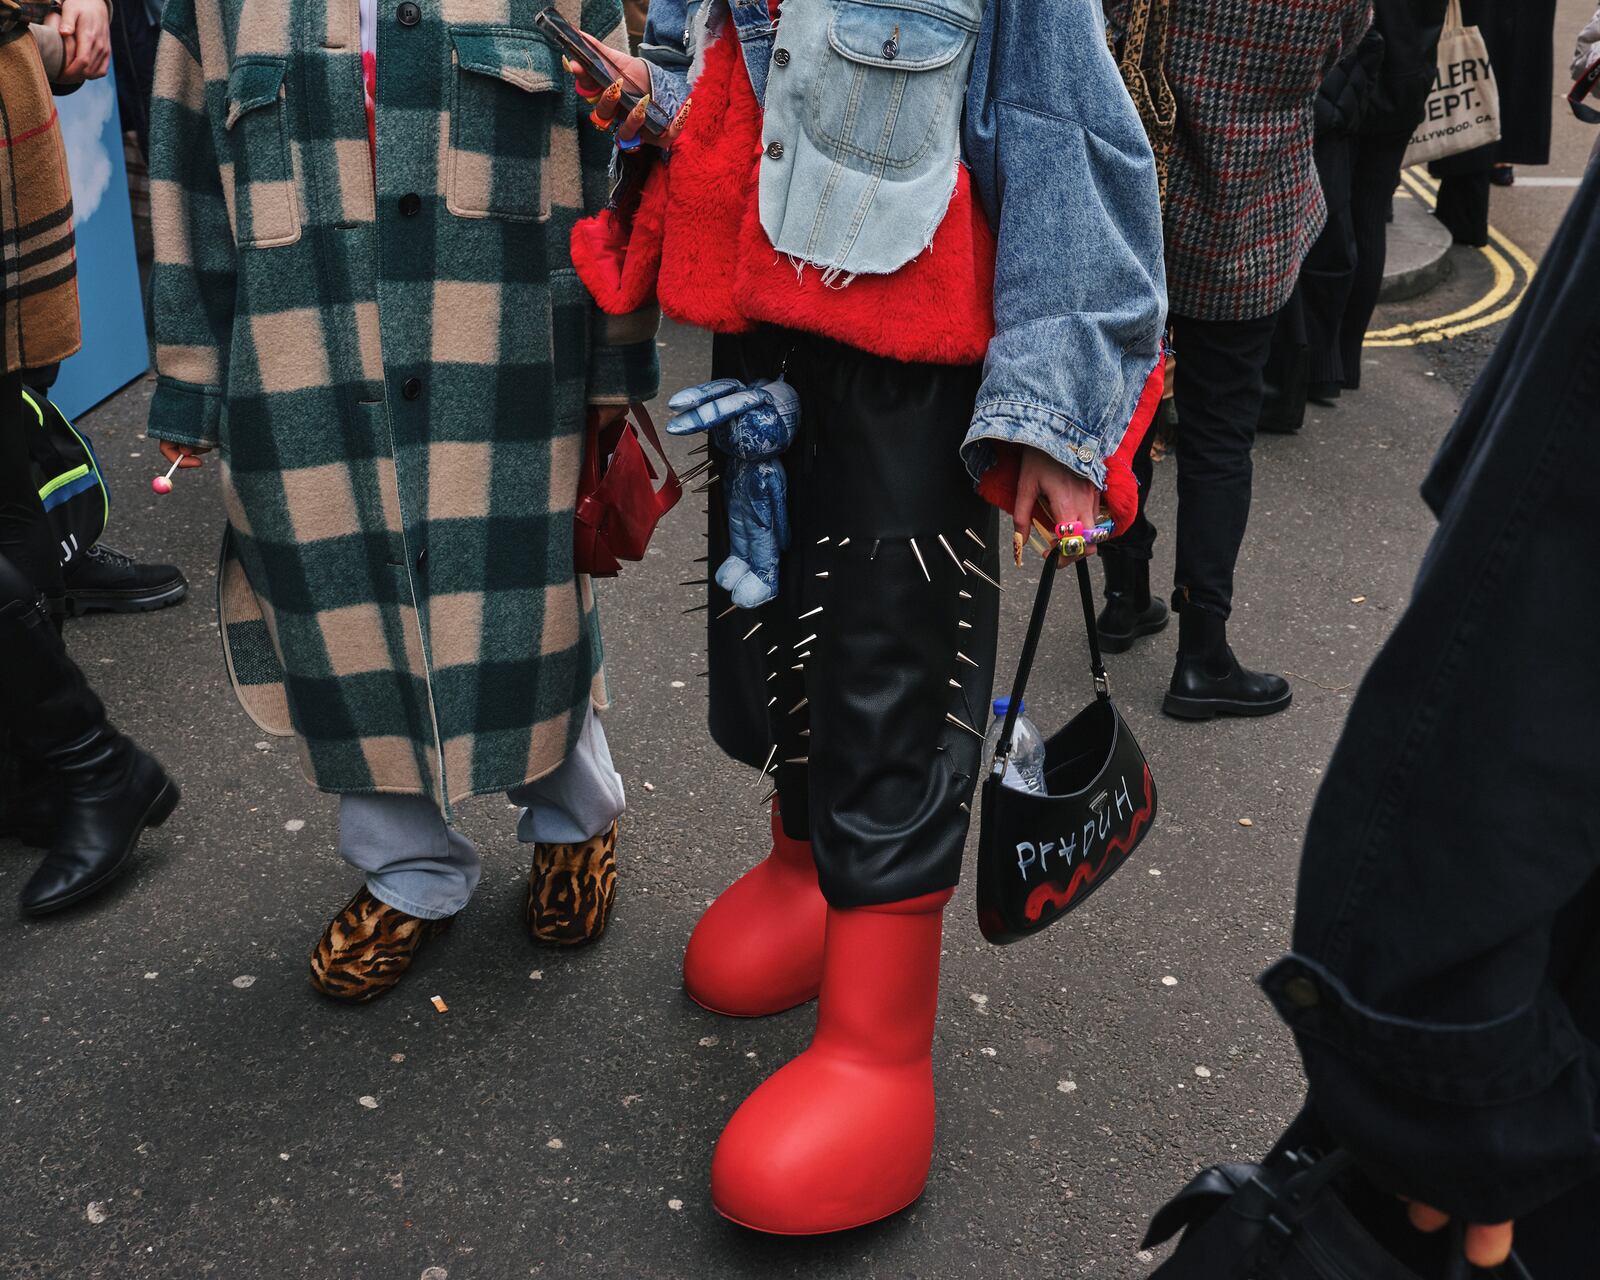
[570,27,1161,533]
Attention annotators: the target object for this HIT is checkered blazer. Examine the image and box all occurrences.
[147,0,660,808]
[1109,0,1371,321]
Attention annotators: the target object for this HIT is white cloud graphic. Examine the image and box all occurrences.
[58,80,117,224]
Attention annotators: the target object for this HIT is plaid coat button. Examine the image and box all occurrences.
[402,377,422,400]
[397,2,420,26]
[399,193,421,217]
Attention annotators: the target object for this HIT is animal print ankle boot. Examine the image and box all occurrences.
[309,887,452,1002]
[527,819,619,946]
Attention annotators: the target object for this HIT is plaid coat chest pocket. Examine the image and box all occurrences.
[222,58,301,249]
[447,28,563,222]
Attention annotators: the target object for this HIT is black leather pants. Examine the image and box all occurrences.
[704,328,1000,908]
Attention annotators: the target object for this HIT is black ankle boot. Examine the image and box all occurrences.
[1163,606,1291,720]
[1096,554,1169,654]
[0,746,62,848]
[0,593,178,915]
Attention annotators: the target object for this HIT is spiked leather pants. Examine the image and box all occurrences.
[705,328,1000,908]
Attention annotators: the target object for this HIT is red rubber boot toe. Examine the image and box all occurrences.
[710,891,950,1235]
[683,802,826,1017]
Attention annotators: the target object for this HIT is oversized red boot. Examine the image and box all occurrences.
[710,890,951,1234]
[683,801,826,1017]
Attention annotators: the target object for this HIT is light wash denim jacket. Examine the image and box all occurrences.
[639,0,1167,492]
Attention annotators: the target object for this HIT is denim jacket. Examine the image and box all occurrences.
[640,0,1167,493]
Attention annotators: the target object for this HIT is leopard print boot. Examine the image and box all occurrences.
[309,887,453,1002]
[527,819,619,946]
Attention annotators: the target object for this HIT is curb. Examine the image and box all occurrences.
[1379,194,1454,303]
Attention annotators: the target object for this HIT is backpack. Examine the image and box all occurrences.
[22,386,109,571]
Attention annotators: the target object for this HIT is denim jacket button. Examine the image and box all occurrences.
[773,47,791,67]
[766,140,785,160]
[1283,976,1321,1010]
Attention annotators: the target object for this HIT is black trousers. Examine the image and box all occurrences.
[1301,130,1356,391]
[1104,313,1277,621]
[1339,130,1413,390]
[0,370,63,600]
[704,327,1001,908]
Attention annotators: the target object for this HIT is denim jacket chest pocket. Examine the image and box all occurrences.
[760,0,982,279]
[814,1,977,169]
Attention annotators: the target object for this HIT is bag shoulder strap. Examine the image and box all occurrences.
[993,554,1108,776]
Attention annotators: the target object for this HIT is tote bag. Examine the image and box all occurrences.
[1405,0,1501,165]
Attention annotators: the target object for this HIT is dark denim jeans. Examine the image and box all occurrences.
[1108,313,1277,620]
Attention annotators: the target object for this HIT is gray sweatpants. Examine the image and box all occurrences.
[338,704,625,919]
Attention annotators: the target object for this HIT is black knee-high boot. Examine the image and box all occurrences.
[0,562,178,914]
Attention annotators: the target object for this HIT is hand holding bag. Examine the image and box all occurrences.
[976,553,1157,945]
[1405,0,1502,166]
[573,402,682,578]
[1145,1148,1534,1280]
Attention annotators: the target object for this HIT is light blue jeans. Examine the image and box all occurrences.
[339,706,625,920]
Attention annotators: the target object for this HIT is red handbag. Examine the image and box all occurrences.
[573,403,683,577]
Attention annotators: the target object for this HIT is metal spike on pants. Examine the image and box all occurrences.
[794,633,818,649]
[679,579,703,587]
[784,756,809,765]
[959,802,971,815]
[936,534,966,575]
[959,590,973,601]
[791,663,805,672]
[962,560,1004,591]
[742,622,763,642]
[692,475,720,495]
[816,536,830,545]
[768,671,779,682]
[683,603,708,614]
[957,651,981,669]
[815,571,830,579]
[696,670,709,678]
[679,459,714,483]
[945,712,984,740]
[788,698,808,715]
[909,538,931,583]
[767,696,777,708]
[756,743,778,784]
[964,528,986,549]
[715,603,739,620]
[837,537,851,547]
[870,539,880,561]
[798,605,824,621]
[957,620,973,630]
[693,556,709,564]
[758,787,778,808]
[948,678,962,690]
[799,729,810,737]
[767,645,779,656]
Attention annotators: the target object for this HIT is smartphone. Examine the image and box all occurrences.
[535,7,675,135]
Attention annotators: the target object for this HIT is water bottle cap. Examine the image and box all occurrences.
[992,696,1024,717]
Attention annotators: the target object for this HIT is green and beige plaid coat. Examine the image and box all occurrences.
[147,0,659,808]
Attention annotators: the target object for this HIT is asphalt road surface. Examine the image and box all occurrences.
[3,19,1594,1277]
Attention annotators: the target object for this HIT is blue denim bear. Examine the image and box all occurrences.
[666,378,801,608]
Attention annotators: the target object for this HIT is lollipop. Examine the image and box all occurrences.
[152,454,185,495]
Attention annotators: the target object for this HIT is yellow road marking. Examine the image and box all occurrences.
[1363,168,1535,348]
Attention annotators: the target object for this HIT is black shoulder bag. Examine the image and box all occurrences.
[976,554,1156,945]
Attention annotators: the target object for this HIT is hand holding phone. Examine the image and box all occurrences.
[536,8,677,136]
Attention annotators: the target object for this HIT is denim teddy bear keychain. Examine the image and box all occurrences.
[666,378,801,608]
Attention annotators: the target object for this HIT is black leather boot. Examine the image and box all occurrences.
[1163,605,1291,721]
[0,746,61,848]
[1097,553,1169,654]
[0,590,178,915]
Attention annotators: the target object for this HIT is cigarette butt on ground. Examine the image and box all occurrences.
[431,995,448,1013]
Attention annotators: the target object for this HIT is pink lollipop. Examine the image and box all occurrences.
[152,454,185,495]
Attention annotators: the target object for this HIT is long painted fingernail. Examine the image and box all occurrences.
[1012,531,1025,566]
